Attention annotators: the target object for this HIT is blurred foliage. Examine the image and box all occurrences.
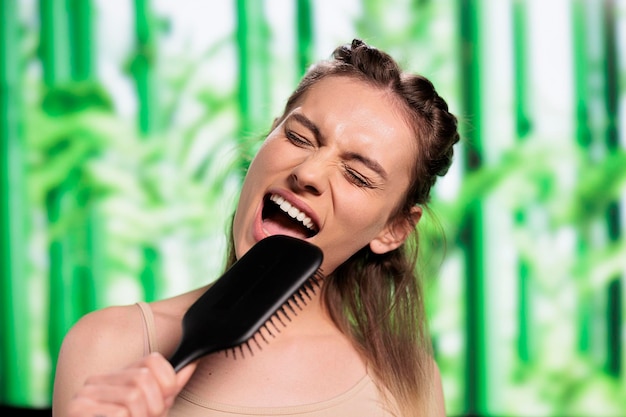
[2,0,625,415]
[27,85,240,286]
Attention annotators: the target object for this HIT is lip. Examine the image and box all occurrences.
[252,188,320,242]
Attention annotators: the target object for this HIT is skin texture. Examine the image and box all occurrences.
[52,75,445,417]
[233,76,419,272]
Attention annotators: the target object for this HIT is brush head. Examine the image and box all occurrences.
[168,235,324,371]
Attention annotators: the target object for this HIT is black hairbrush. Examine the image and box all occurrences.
[168,235,323,372]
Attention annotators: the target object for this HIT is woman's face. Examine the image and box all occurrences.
[232,76,417,274]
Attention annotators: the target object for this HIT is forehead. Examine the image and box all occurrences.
[292,76,418,178]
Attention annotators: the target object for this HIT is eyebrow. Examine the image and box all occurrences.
[290,113,322,142]
[288,112,388,181]
[344,151,388,181]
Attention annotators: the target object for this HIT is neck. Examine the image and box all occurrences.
[274,285,336,336]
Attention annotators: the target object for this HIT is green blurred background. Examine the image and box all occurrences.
[1,0,625,416]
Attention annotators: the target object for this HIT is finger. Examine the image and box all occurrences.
[78,382,148,417]
[130,352,184,413]
[68,395,130,417]
[176,361,197,390]
[161,360,198,409]
[82,367,165,416]
[128,366,168,416]
[136,353,179,397]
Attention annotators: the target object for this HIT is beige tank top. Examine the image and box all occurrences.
[135,302,397,417]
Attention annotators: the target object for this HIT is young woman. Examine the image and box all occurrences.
[53,39,460,417]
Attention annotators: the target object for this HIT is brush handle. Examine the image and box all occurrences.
[167,235,324,373]
[169,343,211,372]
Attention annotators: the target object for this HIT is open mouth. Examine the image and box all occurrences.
[261,194,319,239]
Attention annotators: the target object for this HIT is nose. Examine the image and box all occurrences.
[289,154,329,196]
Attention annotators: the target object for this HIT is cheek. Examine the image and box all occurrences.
[335,192,390,235]
[249,140,293,173]
[336,182,408,233]
[239,144,282,193]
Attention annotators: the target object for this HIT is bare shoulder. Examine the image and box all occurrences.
[52,287,208,415]
[53,304,146,385]
[56,286,209,378]
[52,303,147,416]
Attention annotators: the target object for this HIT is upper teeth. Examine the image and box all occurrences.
[269,194,316,231]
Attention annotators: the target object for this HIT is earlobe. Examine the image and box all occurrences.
[369,206,422,255]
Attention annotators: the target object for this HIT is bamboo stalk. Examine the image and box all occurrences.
[235,0,270,170]
[133,0,159,136]
[39,0,72,85]
[69,0,93,81]
[570,0,620,368]
[571,0,595,361]
[132,0,161,301]
[570,0,625,388]
[45,181,79,386]
[67,0,101,316]
[296,0,314,78]
[0,0,31,405]
[40,0,72,369]
[601,0,622,378]
[511,0,532,365]
[458,0,487,414]
[42,0,102,395]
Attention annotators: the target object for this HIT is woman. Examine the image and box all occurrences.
[53,39,460,417]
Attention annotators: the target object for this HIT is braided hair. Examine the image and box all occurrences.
[280,39,460,416]
[226,39,460,416]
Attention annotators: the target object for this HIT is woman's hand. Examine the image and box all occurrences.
[66,352,196,417]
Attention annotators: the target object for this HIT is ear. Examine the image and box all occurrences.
[369,206,422,255]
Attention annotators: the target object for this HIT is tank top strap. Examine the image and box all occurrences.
[135,301,159,355]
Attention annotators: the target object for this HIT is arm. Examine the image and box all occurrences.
[52,305,195,417]
[62,353,196,417]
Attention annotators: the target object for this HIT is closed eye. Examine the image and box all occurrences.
[286,130,312,148]
[343,163,374,188]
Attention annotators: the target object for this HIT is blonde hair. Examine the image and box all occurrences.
[229,39,459,416]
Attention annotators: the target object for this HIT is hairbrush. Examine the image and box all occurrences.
[168,235,324,372]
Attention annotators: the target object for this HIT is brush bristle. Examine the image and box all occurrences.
[224,269,325,360]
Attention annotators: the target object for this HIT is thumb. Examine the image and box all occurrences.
[175,361,198,391]
[164,361,197,410]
